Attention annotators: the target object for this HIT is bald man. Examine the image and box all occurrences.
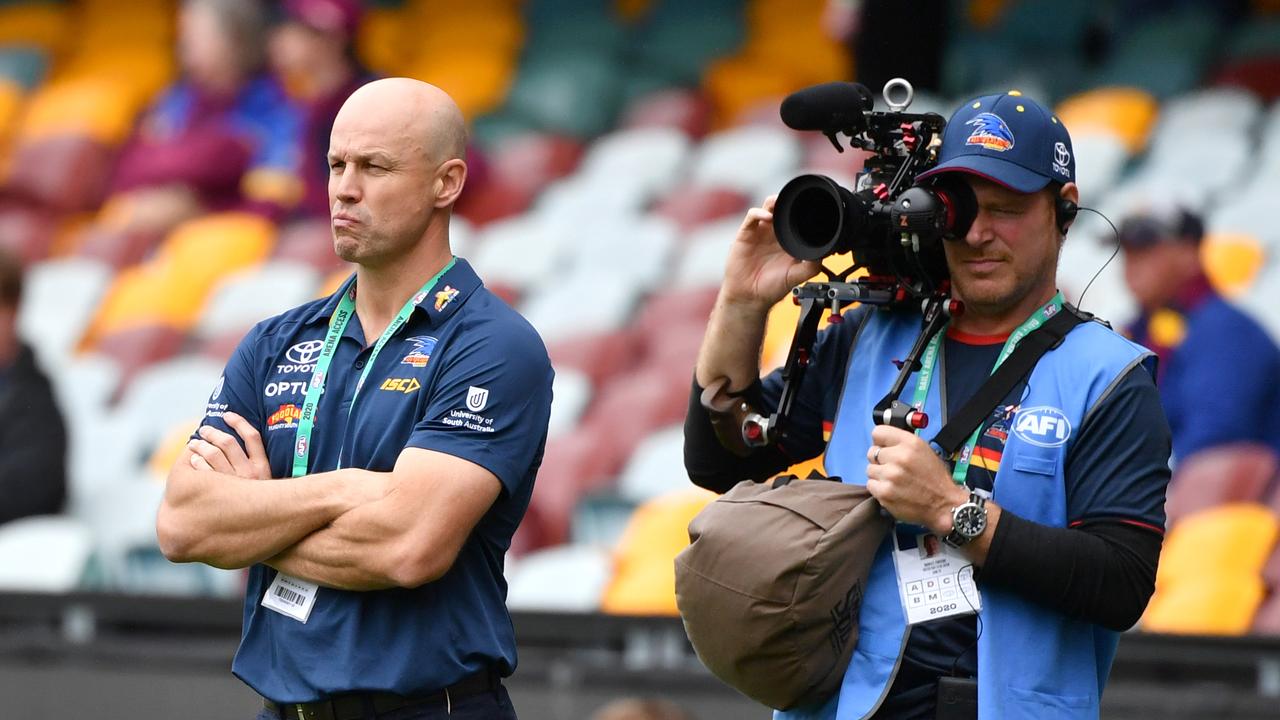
[158,79,553,720]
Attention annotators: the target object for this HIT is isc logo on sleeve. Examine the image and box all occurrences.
[1012,406,1072,447]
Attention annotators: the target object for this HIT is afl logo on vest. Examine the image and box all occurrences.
[1012,406,1072,447]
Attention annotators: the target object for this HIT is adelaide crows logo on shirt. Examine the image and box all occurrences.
[401,336,438,368]
[965,113,1015,152]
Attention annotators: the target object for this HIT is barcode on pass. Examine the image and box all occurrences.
[274,585,304,606]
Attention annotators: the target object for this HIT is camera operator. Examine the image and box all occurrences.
[684,92,1171,719]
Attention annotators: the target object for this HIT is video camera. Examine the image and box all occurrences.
[731,80,976,447]
[773,78,976,302]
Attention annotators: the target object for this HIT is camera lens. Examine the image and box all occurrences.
[774,174,864,261]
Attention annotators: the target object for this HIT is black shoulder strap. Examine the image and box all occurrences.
[931,306,1089,456]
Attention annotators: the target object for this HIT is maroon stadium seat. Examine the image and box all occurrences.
[803,136,873,178]
[91,325,187,395]
[76,224,163,269]
[453,175,535,227]
[272,218,346,273]
[1251,593,1280,635]
[4,134,117,212]
[1165,443,1280,527]
[651,185,750,231]
[547,329,639,389]
[632,286,719,338]
[1262,543,1280,591]
[620,88,713,138]
[487,133,584,196]
[0,202,58,264]
[1213,58,1280,102]
[524,426,621,549]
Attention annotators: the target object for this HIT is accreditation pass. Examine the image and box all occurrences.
[891,526,981,625]
[262,573,319,623]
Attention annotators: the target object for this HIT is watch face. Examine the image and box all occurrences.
[954,504,986,537]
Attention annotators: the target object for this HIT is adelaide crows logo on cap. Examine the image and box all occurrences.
[965,113,1015,152]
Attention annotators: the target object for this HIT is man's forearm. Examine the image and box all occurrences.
[266,524,399,592]
[157,459,380,569]
[694,293,772,392]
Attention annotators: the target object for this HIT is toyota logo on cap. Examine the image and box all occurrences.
[287,340,326,364]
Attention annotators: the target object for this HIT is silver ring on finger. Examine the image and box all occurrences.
[873,446,882,465]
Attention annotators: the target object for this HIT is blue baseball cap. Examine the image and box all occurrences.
[918,91,1074,193]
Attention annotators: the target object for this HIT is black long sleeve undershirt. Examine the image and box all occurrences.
[682,378,1164,632]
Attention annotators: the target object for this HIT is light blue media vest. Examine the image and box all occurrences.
[777,307,1155,720]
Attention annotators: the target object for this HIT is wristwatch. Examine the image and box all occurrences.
[944,493,988,548]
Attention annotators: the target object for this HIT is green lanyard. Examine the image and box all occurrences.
[909,292,1065,486]
[290,257,457,477]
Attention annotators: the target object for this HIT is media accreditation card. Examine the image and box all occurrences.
[891,524,981,625]
[262,573,320,623]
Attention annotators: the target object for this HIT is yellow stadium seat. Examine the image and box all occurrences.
[703,55,804,129]
[1201,232,1265,298]
[403,53,516,119]
[1055,88,1160,154]
[149,419,200,479]
[320,267,353,298]
[89,265,188,334]
[615,0,652,22]
[0,3,70,54]
[1156,503,1279,590]
[82,213,278,334]
[17,78,146,145]
[601,489,717,616]
[405,7,524,59]
[1143,572,1266,635]
[356,7,408,76]
[57,46,177,110]
[0,80,22,152]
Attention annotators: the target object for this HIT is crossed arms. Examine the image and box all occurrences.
[156,412,503,591]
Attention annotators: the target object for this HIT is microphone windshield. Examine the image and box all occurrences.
[779,82,874,132]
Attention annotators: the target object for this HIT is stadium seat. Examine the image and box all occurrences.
[1224,15,1280,61]
[570,491,639,547]
[631,286,719,339]
[548,367,592,439]
[0,202,57,265]
[0,516,92,593]
[17,77,144,145]
[651,185,750,231]
[503,52,625,139]
[1055,88,1160,154]
[673,217,742,289]
[627,0,745,87]
[0,2,70,55]
[1214,57,1280,102]
[525,426,622,549]
[616,424,688,503]
[83,480,241,597]
[560,215,678,291]
[1071,132,1131,205]
[1165,443,1279,526]
[4,133,117,212]
[1157,503,1278,589]
[688,125,801,195]
[90,324,187,386]
[1200,232,1266,297]
[505,544,612,612]
[483,132,585,198]
[0,46,47,90]
[1252,593,1280,635]
[470,214,571,293]
[194,260,321,340]
[576,127,692,204]
[271,218,346,273]
[600,488,715,616]
[404,50,515,120]
[520,267,645,345]
[355,4,408,76]
[18,256,114,365]
[546,329,640,389]
[620,88,713,138]
[1144,572,1267,635]
[579,367,691,468]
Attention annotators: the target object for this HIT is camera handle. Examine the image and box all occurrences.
[871,294,961,431]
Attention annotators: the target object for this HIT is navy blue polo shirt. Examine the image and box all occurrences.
[197,257,553,703]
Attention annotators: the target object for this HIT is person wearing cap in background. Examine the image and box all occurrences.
[1118,205,1280,463]
[685,91,1171,719]
[0,248,68,526]
[269,0,375,220]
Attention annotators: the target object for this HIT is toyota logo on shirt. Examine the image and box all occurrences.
[286,340,325,364]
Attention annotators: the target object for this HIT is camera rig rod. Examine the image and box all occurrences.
[872,294,958,431]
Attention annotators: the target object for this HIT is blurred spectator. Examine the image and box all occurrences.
[108,0,303,235]
[0,249,67,525]
[591,698,695,720]
[269,0,373,219]
[1119,204,1280,463]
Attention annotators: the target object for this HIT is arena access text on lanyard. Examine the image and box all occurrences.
[910,291,1065,486]
[262,258,455,625]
